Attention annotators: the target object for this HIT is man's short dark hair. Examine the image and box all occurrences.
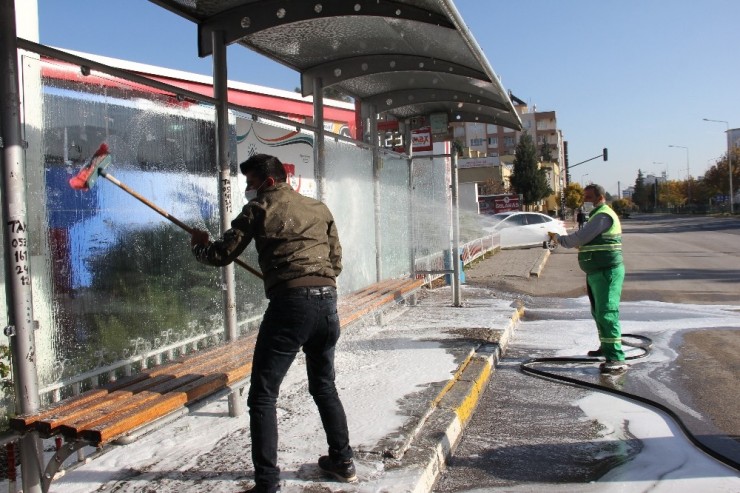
[584,184,605,200]
[239,154,287,182]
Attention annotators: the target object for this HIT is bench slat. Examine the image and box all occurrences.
[36,373,178,435]
[10,341,233,431]
[18,277,424,447]
[83,373,230,444]
[339,279,423,327]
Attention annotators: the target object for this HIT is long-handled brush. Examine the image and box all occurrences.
[69,143,263,279]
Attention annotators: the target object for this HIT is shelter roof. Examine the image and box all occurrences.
[149,0,522,130]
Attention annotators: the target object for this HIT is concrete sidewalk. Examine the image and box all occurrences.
[51,248,550,493]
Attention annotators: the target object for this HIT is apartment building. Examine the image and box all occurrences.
[453,95,566,213]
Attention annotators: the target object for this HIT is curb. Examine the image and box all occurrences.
[399,303,525,492]
[529,249,551,277]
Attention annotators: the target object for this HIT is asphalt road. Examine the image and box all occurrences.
[434,213,740,491]
[467,213,740,304]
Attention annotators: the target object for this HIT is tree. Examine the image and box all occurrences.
[701,147,740,201]
[632,169,649,211]
[540,140,553,162]
[509,133,552,206]
[564,182,584,211]
[611,198,633,217]
[660,180,686,207]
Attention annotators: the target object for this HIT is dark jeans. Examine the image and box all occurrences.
[247,286,352,489]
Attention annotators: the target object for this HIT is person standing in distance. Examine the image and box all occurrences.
[576,208,586,230]
[548,184,627,374]
[191,154,355,493]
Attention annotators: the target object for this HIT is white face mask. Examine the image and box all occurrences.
[245,188,259,202]
[245,181,266,202]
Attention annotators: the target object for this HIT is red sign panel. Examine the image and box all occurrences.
[411,127,433,152]
[478,194,521,214]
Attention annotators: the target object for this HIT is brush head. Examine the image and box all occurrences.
[69,143,111,191]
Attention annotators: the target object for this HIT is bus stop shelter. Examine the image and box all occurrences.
[0,1,521,491]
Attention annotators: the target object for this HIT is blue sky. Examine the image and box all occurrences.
[34,0,740,196]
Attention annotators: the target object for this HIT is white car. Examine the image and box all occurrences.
[483,211,568,250]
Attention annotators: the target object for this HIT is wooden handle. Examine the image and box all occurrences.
[101,172,263,279]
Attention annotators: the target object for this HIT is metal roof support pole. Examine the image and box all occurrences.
[312,77,326,202]
[407,123,416,279]
[211,30,242,417]
[368,106,383,283]
[450,152,462,306]
[0,1,43,492]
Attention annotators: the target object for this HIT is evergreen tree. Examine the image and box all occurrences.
[509,133,552,206]
[632,169,649,211]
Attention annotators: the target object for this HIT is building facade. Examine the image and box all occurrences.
[453,96,565,214]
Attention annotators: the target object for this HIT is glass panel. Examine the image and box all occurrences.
[411,156,451,274]
[378,152,411,278]
[6,51,468,412]
[324,140,376,293]
[19,56,264,402]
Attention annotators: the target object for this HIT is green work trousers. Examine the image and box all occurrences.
[586,264,625,361]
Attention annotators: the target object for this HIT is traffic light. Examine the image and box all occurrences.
[603,148,608,161]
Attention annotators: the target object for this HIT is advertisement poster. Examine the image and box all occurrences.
[236,117,316,198]
[411,127,433,152]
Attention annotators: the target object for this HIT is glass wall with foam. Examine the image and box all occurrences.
[18,55,264,402]
[410,155,452,274]
[378,151,412,279]
[323,140,376,294]
[7,51,457,409]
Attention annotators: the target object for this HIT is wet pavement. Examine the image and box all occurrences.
[434,295,740,492]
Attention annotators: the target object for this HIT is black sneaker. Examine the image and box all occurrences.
[241,485,280,493]
[587,348,603,357]
[600,360,628,374]
[318,455,357,483]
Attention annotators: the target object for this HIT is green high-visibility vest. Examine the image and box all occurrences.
[577,204,623,273]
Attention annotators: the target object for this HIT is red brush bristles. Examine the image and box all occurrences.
[69,143,109,191]
[93,143,109,157]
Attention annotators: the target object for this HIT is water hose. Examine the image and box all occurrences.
[520,333,740,471]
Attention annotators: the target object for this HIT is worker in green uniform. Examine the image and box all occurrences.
[549,184,627,374]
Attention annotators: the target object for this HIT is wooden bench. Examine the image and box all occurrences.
[9,277,425,485]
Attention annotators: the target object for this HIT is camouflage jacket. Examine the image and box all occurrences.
[192,182,342,296]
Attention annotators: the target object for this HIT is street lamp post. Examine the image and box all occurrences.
[668,145,690,207]
[651,163,664,209]
[652,180,657,208]
[581,173,590,186]
[703,118,734,214]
